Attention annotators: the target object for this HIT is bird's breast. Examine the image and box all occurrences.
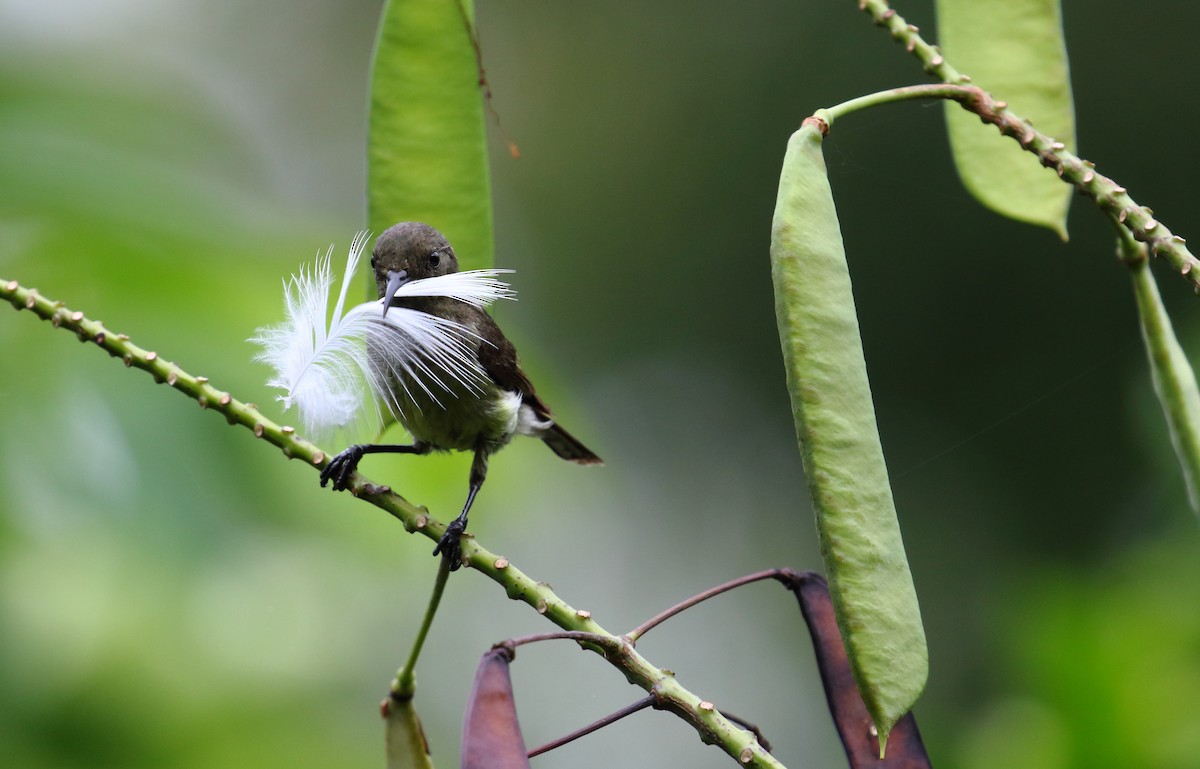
[395,381,522,453]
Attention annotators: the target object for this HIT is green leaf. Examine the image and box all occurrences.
[369,0,493,270]
[936,0,1075,238]
[770,121,928,750]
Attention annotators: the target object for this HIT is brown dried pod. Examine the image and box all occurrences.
[791,572,932,768]
[461,647,530,769]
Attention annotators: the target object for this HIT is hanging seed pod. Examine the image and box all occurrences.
[460,647,531,769]
[383,695,435,769]
[1128,253,1200,517]
[769,119,928,751]
[369,0,493,271]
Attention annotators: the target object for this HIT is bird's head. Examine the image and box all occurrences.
[371,222,460,315]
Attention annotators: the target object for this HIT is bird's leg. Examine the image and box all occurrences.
[433,449,489,570]
[319,441,431,491]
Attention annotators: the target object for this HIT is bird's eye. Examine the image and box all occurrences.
[429,251,441,267]
[370,254,377,269]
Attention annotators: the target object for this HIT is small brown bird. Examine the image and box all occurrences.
[320,222,602,567]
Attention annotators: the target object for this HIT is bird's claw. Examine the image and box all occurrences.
[432,518,468,571]
[320,445,366,491]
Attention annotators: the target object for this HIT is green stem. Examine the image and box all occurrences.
[818,83,971,127]
[625,568,792,643]
[0,276,783,769]
[847,1,1200,294]
[1115,217,1149,267]
[391,555,453,700]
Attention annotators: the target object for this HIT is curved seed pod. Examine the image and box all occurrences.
[769,119,928,751]
[461,647,531,769]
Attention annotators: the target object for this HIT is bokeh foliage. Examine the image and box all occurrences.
[2,1,1199,768]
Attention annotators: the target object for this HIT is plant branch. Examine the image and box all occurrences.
[849,1,1200,294]
[389,554,453,703]
[1,278,333,471]
[625,568,794,643]
[817,83,969,124]
[0,276,783,769]
[505,630,619,650]
[526,696,655,758]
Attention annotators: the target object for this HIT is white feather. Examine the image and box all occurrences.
[249,233,515,440]
[386,269,515,307]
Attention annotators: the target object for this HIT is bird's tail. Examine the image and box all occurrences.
[542,423,603,465]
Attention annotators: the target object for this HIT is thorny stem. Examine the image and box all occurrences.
[721,711,774,753]
[0,279,332,463]
[510,618,778,756]
[0,277,782,769]
[850,0,1200,294]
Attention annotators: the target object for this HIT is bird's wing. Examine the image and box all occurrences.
[472,309,553,418]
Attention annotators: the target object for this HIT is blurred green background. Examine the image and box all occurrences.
[2,1,1199,767]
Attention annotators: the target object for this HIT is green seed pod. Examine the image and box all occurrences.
[369,0,493,272]
[1129,254,1200,517]
[383,696,435,769]
[769,119,928,751]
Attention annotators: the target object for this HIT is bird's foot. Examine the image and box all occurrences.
[319,445,366,491]
[432,518,468,571]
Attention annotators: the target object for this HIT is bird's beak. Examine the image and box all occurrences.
[382,269,410,317]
